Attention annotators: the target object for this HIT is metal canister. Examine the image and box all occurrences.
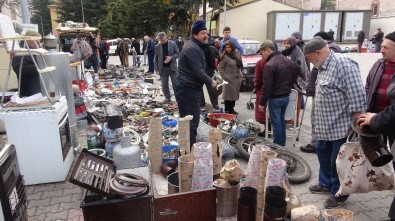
[214,181,240,217]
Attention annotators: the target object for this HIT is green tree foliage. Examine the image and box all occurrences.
[57,0,106,25]
[55,0,240,39]
[320,0,335,10]
[30,0,52,36]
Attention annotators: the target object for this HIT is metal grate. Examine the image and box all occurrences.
[70,149,115,196]
[10,175,27,219]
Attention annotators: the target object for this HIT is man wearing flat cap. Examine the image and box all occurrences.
[364,31,395,220]
[257,40,299,146]
[175,20,217,148]
[304,36,366,209]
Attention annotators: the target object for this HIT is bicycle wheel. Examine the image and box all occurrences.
[236,135,311,184]
[236,135,267,160]
[224,135,241,157]
[276,150,311,184]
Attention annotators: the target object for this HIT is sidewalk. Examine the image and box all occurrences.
[2,52,394,221]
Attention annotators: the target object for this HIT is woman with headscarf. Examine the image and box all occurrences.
[218,40,243,114]
[282,36,309,127]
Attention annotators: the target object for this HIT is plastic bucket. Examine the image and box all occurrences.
[208,113,236,127]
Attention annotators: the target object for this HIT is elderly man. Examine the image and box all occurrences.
[154,32,180,103]
[304,36,366,209]
[175,20,217,148]
[300,31,342,153]
[258,40,299,146]
[144,35,156,73]
[361,32,395,217]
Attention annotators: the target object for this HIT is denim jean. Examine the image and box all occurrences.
[316,137,349,201]
[268,96,289,146]
[148,53,154,72]
[175,82,202,148]
[160,66,178,100]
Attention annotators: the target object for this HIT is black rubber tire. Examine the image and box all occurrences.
[224,135,241,157]
[276,150,311,184]
[236,135,311,184]
[236,135,266,160]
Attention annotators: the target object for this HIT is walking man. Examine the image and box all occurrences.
[258,40,299,146]
[304,36,366,209]
[154,32,180,103]
[175,20,217,148]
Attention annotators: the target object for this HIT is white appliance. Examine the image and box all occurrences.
[0,97,74,185]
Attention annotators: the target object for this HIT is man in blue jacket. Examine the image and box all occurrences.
[219,27,244,55]
[144,35,155,73]
[175,20,217,148]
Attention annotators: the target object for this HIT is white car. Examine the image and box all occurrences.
[107,38,132,55]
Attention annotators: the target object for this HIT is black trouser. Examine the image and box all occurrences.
[175,82,202,148]
[200,85,219,107]
[224,100,236,113]
[100,54,107,69]
[118,55,123,66]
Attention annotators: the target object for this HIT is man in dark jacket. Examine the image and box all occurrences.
[365,31,395,146]
[357,77,395,220]
[372,28,384,52]
[131,37,141,66]
[175,20,217,148]
[144,36,155,73]
[357,30,366,53]
[99,38,109,70]
[300,31,342,153]
[258,40,299,146]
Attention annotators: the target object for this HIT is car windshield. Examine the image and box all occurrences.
[241,42,261,55]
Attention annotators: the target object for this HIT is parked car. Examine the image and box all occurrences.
[108,38,133,55]
[239,39,261,92]
[107,39,118,55]
[56,21,99,53]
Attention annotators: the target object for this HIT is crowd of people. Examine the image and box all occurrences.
[10,17,395,218]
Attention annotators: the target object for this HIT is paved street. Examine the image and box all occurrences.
[2,52,394,221]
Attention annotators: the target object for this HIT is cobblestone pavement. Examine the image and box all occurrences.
[2,52,394,221]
